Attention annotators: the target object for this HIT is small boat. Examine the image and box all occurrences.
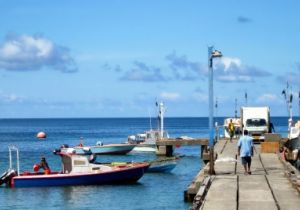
[128,102,170,153]
[1,146,149,188]
[284,120,300,170]
[281,85,300,170]
[128,130,170,153]
[132,144,157,153]
[147,158,177,173]
[59,142,136,155]
[100,157,178,173]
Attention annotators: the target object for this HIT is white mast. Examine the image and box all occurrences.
[282,82,293,134]
[148,109,152,131]
[158,102,165,139]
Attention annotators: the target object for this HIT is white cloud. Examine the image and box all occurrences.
[256,93,278,103]
[165,52,270,83]
[160,91,181,101]
[120,61,168,82]
[192,92,208,103]
[213,56,271,82]
[0,92,24,103]
[0,34,77,73]
[221,57,242,72]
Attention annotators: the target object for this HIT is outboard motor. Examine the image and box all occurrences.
[53,148,61,154]
[89,154,97,163]
[0,169,16,186]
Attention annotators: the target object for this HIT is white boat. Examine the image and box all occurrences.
[128,102,170,153]
[129,130,170,152]
[286,120,300,159]
[282,84,300,170]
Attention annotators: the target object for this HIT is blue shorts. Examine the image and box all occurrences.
[241,156,251,165]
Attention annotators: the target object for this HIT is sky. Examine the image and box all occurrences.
[0,0,300,118]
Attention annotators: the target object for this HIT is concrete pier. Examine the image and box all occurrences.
[156,138,208,156]
[188,139,300,210]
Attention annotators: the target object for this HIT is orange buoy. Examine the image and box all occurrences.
[37,131,46,139]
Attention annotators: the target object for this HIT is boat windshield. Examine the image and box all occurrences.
[246,118,267,127]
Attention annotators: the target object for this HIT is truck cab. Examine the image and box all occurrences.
[241,107,270,142]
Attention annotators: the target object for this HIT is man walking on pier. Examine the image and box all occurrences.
[228,119,235,142]
[237,130,254,175]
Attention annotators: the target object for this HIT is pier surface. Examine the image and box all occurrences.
[189,139,300,210]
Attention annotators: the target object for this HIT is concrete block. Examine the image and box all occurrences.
[239,201,277,210]
[239,189,274,202]
[239,181,269,190]
[201,200,236,210]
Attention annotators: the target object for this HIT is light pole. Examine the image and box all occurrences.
[208,46,222,175]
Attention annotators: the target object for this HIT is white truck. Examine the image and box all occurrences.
[241,106,270,141]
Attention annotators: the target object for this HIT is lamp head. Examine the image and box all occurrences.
[211,50,222,58]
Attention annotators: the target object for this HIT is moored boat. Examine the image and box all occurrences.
[73,142,136,155]
[128,130,168,153]
[128,102,170,153]
[147,158,177,173]
[285,120,300,170]
[1,146,149,188]
[281,85,300,170]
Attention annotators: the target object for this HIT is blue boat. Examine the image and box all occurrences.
[1,146,149,188]
[61,143,136,155]
[147,158,177,173]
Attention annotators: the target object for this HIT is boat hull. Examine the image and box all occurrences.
[11,163,148,188]
[75,144,136,155]
[285,137,300,151]
[147,162,177,173]
[132,144,156,153]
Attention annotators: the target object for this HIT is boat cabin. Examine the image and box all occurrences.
[128,130,169,145]
[59,150,112,174]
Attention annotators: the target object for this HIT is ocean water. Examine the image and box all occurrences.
[0,117,289,210]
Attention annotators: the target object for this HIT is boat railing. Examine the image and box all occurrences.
[8,145,20,176]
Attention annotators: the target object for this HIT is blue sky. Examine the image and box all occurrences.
[0,0,300,118]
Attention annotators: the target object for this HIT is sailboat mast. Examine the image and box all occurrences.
[298,91,300,120]
[282,82,293,132]
[148,109,152,131]
[235,98,237,118]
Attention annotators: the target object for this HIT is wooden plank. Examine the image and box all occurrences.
[190,176,212,210]
[264,133,281,142]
